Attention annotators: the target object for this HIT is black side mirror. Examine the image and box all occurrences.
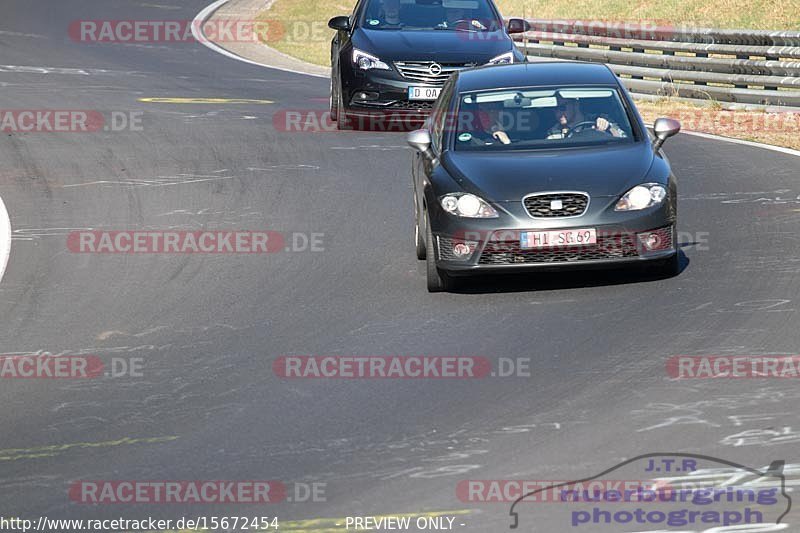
[328,16,351,31]
[652,117,681,152]
[507,18,530,34]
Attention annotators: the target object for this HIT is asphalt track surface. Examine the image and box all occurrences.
[1,1,800,531]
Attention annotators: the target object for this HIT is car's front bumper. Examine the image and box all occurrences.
[341,65,440,116]
[430,200,677,276]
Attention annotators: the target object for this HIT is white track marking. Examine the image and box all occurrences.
[0,30,47,39]
[0,65,139,76]
[193,0,800,159]
[0,196,12,284]
[645,122,800,159]
[680,130,800,158]
[191,0,328,78]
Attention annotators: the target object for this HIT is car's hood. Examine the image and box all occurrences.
[352,28,512,63]
[442,143,656,202]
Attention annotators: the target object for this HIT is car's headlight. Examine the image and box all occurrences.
[615,183,667,211]
[487,51,514,65]
[440,193,498,218]
[352,48,390,70]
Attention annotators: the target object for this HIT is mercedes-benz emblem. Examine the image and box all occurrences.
[428,63,443,76]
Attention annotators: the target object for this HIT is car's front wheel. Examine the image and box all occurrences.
[329,75,338,121]
[336,86,353,130]
[415,201,426,260]
[425,217,452,292]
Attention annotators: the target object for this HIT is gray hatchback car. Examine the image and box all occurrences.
[408,62,682,292]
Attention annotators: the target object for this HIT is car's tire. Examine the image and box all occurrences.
[425,218,451,292]
[415,202,426,260]
[337,88,353,130]
[329,75,338,122]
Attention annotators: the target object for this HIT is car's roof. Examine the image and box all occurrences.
[454,62,620,93]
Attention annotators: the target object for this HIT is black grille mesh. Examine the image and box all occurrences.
[478,232,639,265]
[524,193,589,218]
[389,100,435,110]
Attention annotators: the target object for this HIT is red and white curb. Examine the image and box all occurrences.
[192,0,328,78]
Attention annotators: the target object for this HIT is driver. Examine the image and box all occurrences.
[441,2,486,29]
[546,96,626,139]
[379,0,402,26]
[443,6,465,27]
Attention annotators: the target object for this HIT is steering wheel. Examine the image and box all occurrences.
[565,120,601,137]
[449,19,485,30]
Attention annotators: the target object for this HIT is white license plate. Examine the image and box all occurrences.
[520,228,597,248]
[408,86,441,101]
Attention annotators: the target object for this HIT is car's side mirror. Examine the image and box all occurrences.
[407,129,436,161]
[507,18,531,34]
[652,117,681,152]
[328,16,351,31]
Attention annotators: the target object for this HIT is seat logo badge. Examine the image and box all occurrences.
[429,63,443,76]
[550,199,563,210]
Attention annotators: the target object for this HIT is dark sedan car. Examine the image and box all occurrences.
[407,62,682,292]
[328,0,527,130]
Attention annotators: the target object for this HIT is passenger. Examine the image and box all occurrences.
[463,102,511,145]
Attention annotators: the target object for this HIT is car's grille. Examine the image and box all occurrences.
[388,100,435,110]
[523,193,589,218]
[478,232,639,265]
[394,61,473,87]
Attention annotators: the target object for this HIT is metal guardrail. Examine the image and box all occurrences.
[523,19,800,46]
[514,19,800,106]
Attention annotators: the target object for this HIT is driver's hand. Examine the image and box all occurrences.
[595,117,610,132]
[493,130,511,144]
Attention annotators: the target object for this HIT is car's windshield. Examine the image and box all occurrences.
[453,86,637,151]
[361,0,499,31]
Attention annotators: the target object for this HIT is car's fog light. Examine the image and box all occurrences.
[354,91,379,101]
[643,233,661,250]
[438,237,478,261]
[453,243,471,257]
[636,226,674,254]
